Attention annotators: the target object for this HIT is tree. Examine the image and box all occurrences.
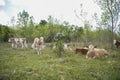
[17,10,29,27]
[10,16,16,37]
[47,15,54,24]
[73,26,84,42]
[47,16,56,42]
[74,4,88,25]
[0,24,13,42]
[95,0,120,47]
[39,20,47,26]
[74,4,92,45]
[29,16,34,27]
[17,10,29,37]
[54,32,65,57]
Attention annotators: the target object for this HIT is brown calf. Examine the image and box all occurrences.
[113,40,120,48]
[75,48,88,55]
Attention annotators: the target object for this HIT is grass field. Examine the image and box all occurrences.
[0,43,120,80]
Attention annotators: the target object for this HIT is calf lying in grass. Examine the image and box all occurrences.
[86,44,108,58]
[75,48,88,55]
[63,43,72,51]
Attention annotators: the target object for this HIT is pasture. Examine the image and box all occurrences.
[0,43,120,80]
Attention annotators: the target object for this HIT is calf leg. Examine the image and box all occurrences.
[21,43,24,48]
[37,50,41,55]
[15,44,17,48]
[86,55,89,58]
[116,44,120,48]
[11,43,14,48]
[37,47,42,55]
[24,43,27,48]
[23,41,27,48]
[37,51,40,55]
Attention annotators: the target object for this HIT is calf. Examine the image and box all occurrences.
[31,37,44,55]
[86,44,108,58]
[63,43,72,51]
[113,40,120,48]
[8,38,27,48]
[75,48,88,55]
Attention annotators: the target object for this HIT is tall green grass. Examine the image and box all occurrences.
[0,43,120,80]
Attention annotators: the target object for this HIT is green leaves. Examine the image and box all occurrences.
[17,10,29,27]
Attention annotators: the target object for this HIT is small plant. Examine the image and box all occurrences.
[54,32,65,57]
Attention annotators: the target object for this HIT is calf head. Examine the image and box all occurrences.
[113,40,116,44]
[8,38,15,43]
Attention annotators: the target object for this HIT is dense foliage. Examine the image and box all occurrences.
[0,24,14,42]
[0,19,119,44]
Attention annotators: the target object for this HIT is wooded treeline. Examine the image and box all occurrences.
[0,17,119,44]
[0,0,120,47]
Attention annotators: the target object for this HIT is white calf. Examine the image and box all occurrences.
[63,43,72,51]
[8,38,27,48]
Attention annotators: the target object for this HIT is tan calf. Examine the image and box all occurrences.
[86,44,108,58]
[31,37,44,55]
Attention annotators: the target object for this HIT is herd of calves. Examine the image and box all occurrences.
[8,37,120,58]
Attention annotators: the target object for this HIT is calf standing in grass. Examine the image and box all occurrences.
[31,37,45,55]
[113,40,120,48]
[8,38,27,48]
[86,44,108,58]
